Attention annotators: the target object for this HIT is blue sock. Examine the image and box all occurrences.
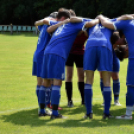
[100,79,104,102]
[126,86,134,106]
[100,79,103,93]
[103,87,111,115]
[38,86,46,114]
[36,85,40,105]
[51,85,61,116]
[84,84,93,115]
[36,85,40,97]
[45,87,51,105]
[113,79,120,101]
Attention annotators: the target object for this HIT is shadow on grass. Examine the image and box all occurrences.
[1,104,134,128]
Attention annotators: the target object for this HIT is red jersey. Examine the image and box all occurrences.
[70,32,88,55]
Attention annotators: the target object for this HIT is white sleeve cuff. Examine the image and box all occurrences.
[48,20,50,25]
[82,23,87,31]
[113,23,117,30]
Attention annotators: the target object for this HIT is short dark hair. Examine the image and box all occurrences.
[111,32,120,45]
[114,47,126,61]
[118,30,124,38]
[49,12,58,18]
[57,10,70,19]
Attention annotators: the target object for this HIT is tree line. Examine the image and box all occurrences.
[0,0,134,25]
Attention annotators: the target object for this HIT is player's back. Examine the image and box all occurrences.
[86,23,113,51]
[44,22,85,60]
[35,25,51,54]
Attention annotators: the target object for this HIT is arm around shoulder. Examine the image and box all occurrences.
[34,18,50,26]
[117,14,134,21]
[70,17,83,23]
[47,19,70,33]
[85,19,99,28]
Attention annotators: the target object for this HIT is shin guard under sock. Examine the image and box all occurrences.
[78,82,84,103]
[84,84,93,114]
[65,82,72,102]
[103,87,111,115]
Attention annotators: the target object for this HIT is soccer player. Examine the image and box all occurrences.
[65,31,88,107]
[65,10,88,107]
[71,15,130,119]
[32,12,58,115]
[40,14,99,119]
[98,14,134,120]
[100,32,126,106]
[34,11,71,116]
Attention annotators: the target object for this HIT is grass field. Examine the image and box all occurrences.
[0,33,134,134]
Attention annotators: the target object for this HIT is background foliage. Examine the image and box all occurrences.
[0,0,134,25]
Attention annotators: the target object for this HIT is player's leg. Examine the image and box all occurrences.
[38,78,51,116]
[99,71,104,106]
[44,54,65,119]
[50,79,63,119]
[112,52,121,105]
[98,46,113,119]
[32,61,44,112]
[36,77,43,97]
[116,59,134,120]
[46,80,53,108]
[99,71,103,93]
[112,72,121,105]
[101,71,112,118]
[32,61,39,97]
[65,66,74,107]
[38,54,53,116]
[65,53,74,107]
[47,80,63,110]
[83,70,94,119]
[77,67,85,104]
[83,47,97,119]
[75,54,85,105]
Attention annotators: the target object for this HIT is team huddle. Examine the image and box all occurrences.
[32,8,134,120]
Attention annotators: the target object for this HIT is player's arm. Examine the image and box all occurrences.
[97,15,115,30]
[84,19,100,28]
[34,18,50,26]
[70,17,83,23]
[47,19,70,33]
[117,14,134,21]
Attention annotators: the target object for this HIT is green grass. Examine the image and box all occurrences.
[0,33,133,134]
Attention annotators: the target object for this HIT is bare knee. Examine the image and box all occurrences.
[102,71,111,87]
[66,73,73,82]
[66,66,73,82]
[112,72,119,80]
[42,79,51,87]
[77,67,84,82]
[37,77,43,86]
[85,70,94,85]
[53,79,62,86]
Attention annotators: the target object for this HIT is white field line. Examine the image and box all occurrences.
[0,96,125,115]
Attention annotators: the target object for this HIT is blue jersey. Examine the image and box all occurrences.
[33,21,58,61]
[113,20,134,58]
[86,19,116,51]
[44,20,91,60]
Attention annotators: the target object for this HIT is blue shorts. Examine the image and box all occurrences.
[41,54,65,80]
[32,60,43,77]
[32,53,44,77]
[112,51,120,72]
[84,46,113,72]
[127,58,134,86]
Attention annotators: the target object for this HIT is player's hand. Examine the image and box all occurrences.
[96,15,103,20]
